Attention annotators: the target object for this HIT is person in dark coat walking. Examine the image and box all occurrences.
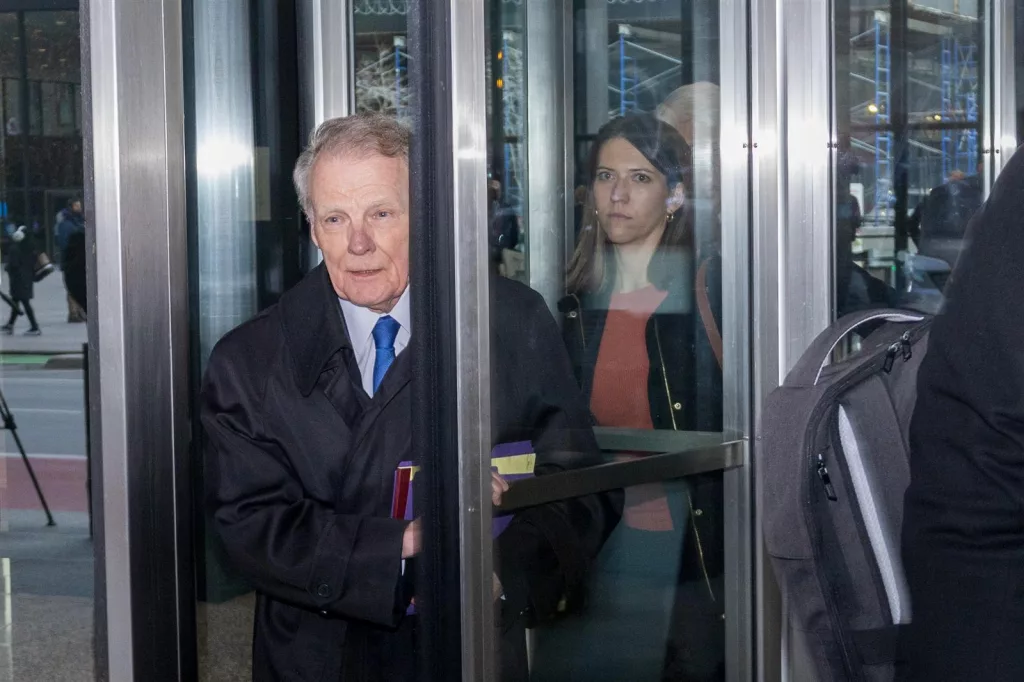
[901,145,1024,680]
[2,226,40,335]
[61,229,87,317]
[201,113,620,682]
[56,199,86,322]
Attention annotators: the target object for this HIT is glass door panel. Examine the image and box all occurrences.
[525,469,731,681]
[353,3,409,118]
[480,0,751,679]
[834,0,986,317]
[186,1,305,678]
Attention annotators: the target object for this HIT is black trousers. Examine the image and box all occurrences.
[6,297,37,329]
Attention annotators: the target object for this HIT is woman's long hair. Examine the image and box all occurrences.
[566,113,694,294]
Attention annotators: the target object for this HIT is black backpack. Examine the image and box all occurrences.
[761,309,932,681]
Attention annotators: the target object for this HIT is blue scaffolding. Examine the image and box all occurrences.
[618,25,637,114]
[873,14,893,221]
[940,34,978,177]
[611,24,682,117]
[863,14,979,221]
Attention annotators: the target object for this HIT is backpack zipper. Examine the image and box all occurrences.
[816,453,838,501]
[882,331,913,374]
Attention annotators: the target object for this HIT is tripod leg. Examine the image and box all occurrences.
[9,428,55,526]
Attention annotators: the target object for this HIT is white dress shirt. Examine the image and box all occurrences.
[338,287,412,397]
[340,288,412,574]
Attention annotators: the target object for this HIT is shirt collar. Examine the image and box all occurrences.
[338,286,412,351]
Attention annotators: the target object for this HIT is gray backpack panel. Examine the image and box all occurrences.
[762,309,931,681]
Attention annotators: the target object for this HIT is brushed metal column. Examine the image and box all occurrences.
[992,0,1017,180]
[89,0,193,677]
[524,0,570,312]
[583,0,609,135]
[297,0,354,269]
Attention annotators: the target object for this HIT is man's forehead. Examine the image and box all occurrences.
[314,153,406,184]
[310,153,408,207]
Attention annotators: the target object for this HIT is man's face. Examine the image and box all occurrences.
[308,151,410,313]
[71,201,82,214]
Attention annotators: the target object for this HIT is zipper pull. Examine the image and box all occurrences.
[816,453,838,501]
[900,331,913,361]
[883,341,899,374]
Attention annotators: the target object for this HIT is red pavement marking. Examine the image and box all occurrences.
[0,456,88,513]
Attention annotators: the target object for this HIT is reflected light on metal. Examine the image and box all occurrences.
[195,138,253,178]
[192,0,258,366]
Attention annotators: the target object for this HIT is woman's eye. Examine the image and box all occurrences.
[635,173,651,183]
[597,171,613,181]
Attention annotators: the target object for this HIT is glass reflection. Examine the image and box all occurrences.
[511,0,728,679]
[835,0,984,316]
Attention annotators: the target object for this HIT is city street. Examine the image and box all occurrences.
[0,367,87,515]
[0,271,87,355]
[0,266,89,516]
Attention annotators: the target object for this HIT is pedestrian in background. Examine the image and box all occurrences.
[2,226,40,336]
[56,198,86,322]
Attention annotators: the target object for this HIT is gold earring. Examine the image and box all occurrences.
[666,210,675,222]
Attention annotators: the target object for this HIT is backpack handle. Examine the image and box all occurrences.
[789,309,927,387]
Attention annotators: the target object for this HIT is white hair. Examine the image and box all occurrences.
[656,81,721,142]
[293,112,410,218]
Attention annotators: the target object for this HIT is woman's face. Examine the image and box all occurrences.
[592,137,682,249]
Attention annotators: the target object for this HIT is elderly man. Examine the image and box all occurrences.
[201,112,619,681]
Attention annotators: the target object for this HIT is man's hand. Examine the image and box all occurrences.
[402,518,421,559]
[491,470,509,506]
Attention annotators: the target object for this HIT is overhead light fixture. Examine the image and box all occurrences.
[867,103,879,114]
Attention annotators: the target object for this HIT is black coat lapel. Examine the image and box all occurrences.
[348,341,413,452]
[281,264,354,397]
[321,351,369,429]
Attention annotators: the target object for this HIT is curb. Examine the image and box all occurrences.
[43,354,84,370]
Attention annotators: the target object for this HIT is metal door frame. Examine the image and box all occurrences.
[87,0,194,678]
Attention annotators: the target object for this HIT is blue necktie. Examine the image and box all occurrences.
[372,315,401,394]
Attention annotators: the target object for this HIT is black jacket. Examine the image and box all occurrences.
[62,230,87,313]
[901,147,1024,680]
[201,264,620,681]
[556,261,724,594]
[4,235,36,302]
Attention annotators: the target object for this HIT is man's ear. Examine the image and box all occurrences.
[667,183,686,214]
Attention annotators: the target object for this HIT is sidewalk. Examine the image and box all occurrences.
[0,273,87,355]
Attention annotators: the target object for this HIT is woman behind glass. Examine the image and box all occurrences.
[541,113,723,681]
